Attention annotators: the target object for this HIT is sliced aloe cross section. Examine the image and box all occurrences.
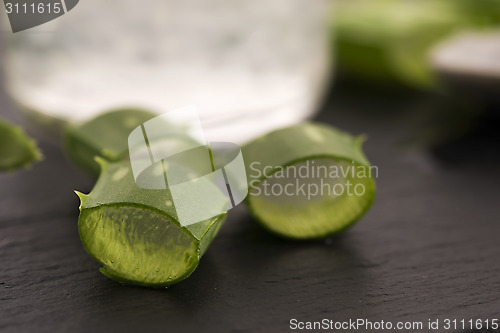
[0,117,41,171]
[243,122,376,240]
[77,159,227,287]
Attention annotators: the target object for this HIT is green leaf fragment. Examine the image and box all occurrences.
[333,0,500,89]
[64,109,157,177]
[77,159,227,287]
[0,117,41,171]
[242,122,376,240]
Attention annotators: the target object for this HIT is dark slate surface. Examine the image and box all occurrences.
[1,76,500,332]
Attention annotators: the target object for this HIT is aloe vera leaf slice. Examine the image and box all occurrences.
[64,109,157,177]
[77,159,227,287]
[242,122,376,240]
[0,117,41,171]
[334,0,468,89]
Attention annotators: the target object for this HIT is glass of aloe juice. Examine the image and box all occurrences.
[1,0,332,143]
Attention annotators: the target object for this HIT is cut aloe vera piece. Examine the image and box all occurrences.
[0,117,41,171]
[334,0,479,89]
[64,109,156,177]
[77,159,227,287]
[243,123,376,240]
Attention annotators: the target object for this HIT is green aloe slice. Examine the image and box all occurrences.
[0,117,41,171]
[333,0,497,89]
[243,122,376,240]
[77,159,227,287]
[64,109,156,177]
